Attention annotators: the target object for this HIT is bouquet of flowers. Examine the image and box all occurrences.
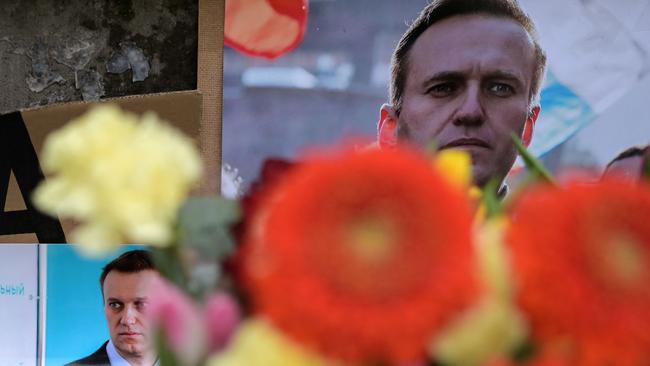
[34,105,650,366]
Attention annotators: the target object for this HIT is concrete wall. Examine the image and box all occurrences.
[0,0,198,114]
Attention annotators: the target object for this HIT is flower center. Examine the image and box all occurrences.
[597,232,648,291]
[346,217,397,263]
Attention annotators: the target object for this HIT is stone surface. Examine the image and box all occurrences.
[0,0,198,114]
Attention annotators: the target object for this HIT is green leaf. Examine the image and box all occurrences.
[151,245,187,289]
[512,340,536,363]
[482,178,503,218]
[186,261,221,299]
[511,133,555,185]
[177,196,241,262]
[156,329,182,366]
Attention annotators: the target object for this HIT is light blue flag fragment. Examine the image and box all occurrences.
[516,0,649,165]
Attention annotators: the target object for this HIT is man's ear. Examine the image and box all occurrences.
[522,105,540,148]
[378,104,398,148]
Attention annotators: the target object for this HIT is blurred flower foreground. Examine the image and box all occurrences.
[34,105,650,366]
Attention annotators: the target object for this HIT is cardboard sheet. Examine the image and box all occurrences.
[0,91,210,243]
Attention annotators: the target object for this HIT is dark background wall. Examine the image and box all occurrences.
[0,0,198,114]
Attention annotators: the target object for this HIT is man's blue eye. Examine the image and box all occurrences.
[428,83,456,96]
[489,83,514,95]
[109,302,122,310]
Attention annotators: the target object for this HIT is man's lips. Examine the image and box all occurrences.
[119,331,142,337]
[440,138,491,149]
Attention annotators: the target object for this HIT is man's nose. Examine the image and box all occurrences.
[453,86,485,126]
[120,306,138,325]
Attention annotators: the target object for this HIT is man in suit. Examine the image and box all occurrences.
[67,250,159,366]
[377,0,547,193]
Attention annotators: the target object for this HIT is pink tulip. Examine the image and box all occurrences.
[203,292,241,351]
[147,278,206,365]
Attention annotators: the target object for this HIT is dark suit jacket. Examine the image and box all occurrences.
[65,341,110,366]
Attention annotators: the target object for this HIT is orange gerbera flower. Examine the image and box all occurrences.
[239,147,479,364]
[507,178,650,365]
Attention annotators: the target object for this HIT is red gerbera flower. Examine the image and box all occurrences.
[232,158,297,242]
[239,147,479,364]
[507,178,650,365]
[227,158,297,285]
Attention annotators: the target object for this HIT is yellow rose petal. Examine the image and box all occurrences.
[434,149,473,189]
[207,319,335,366]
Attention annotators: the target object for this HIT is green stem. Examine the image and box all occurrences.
[511,133,555,185]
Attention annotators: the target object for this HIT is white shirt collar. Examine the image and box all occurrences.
[106,340,159,366]
[106,340,131,366]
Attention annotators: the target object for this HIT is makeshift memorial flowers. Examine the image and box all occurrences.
[33,104,650,366]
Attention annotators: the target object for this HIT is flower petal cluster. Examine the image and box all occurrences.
[507,178,650,365]
[239,147,479,363]
[33,105,202,254]
[204,293,242,352]
[148,278,207,366]
[148,279,241,365]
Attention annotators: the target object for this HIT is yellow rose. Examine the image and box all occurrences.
[33,104,202,255]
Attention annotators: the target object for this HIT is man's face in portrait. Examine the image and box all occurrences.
[391,14,539,187]
[102,269,158,359]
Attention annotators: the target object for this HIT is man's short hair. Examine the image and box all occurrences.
[390,0,547,115]
[99,250,155,291]
[605,145,649,169]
